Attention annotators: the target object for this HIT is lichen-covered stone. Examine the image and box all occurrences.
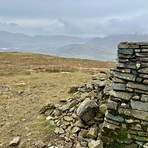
[127,82,148,92]
[118,108,148,121]
[87,127,98,138]
[138,131,148,137]
[117,62,136,69]
[138,68,148,74]
[118,44,138,50]
[112,82,126,91]
[107,99,118,110]
[110,90,133,100]
[114,70,136,81]
[141,94,148,102]
[105,112,124,122]
[131,100,148,112]
[103,121,119,130]
[131,135,148,142]
[104,42,148,145]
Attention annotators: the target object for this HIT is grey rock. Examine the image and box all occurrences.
[141,62,148,68]
[138,131,148,137]
[105,112,124,122]
[74,120,86,128]
[34,140,46,148]
[131,100,148,112]
[118,48,134,54]
[132,95,140,100]
[112,82,126,91]
[127,82,148,91]
[113,71,136,81]
[59,101,76,111]
[80,92,89,100]
[103,121,119,130]
[71,126,80,134]
[99,104,107,115]
[75,142,82,148]
[86,82,94,90]
[87,127,98,138]
[139,74,148,79]
[78,129,88,139]
[54,127,65,134]
[117,62,136,69]
[107,99,118,110]
[68,85,79,93]
[118,42,140,48]
[88,140,103,148]
[63,116,73,122]
[118,108,148,121]
[138,68,148,74]
[141,94,148,102]
[76,98,98,122]
[39,101,55,114]
[9,136,21,146]
[143,142,148,148]
[81,141,88,147]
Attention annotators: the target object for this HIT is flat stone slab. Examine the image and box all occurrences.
[118,108,148,121]
[114,71,136,81]
[127,82,148,92]
[110,90,133,100]
[131,100,148,112]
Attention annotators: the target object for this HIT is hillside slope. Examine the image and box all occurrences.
[0,52,115,147]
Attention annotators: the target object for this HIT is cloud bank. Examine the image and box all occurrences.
[0,0,148,37]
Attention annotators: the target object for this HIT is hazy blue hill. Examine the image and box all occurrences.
[0,31,31,47]
[57,44,114,60]
[1,31,148,61]
[86,34,148,51]
[33,35,84,44]
[0,31,85,53]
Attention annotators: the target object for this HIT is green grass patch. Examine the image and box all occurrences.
[35,116,56,139]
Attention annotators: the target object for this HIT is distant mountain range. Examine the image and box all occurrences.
[1,31,148,61]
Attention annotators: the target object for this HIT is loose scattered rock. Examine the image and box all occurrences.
[88,139,103,148]
[34,140,46,148]
[39,70,111,147]
[76,98,98,122]
[68,85,79,93]
[9,136,20,146]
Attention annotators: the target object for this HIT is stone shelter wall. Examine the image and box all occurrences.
[103,42,148,146]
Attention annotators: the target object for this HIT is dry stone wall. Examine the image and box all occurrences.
[104,42,148,146]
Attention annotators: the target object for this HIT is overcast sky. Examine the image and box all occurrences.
[0,0,148,37]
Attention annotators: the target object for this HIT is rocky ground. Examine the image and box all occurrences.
[39,70,112,148]
[0,69,142,148]
[0,71,94,148]
[39,70,143,148]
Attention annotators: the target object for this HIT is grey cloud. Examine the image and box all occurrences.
[0,0,148,19]
[0,0,148,36]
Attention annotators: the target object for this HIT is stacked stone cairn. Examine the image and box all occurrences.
[39,42,148,148]
[103,42,148,147]
[40,70,112,148]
